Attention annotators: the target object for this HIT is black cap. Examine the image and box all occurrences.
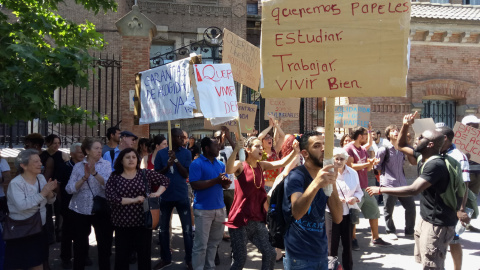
[120,131,138,140]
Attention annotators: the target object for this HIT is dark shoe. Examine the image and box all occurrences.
[404,231,415,237]
[129,252,137,264]
[61,260,72,269]
[186,261,193,270]
[153,260,172,270]
[215,251,220,265]
[84,257,93,266]
[377,201,384,206]
[466,224,480,233]
[352,239,360,251]
[370,238,392,246]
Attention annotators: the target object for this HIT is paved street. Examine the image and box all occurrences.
[48,194,480,270]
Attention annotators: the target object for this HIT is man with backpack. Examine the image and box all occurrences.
[374,125,416,240]
[282,131,343,269]
[437,125,472,270]
[367,112,466,269]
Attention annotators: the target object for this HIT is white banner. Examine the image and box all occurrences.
[194,63,239,125]
[139,58,194,124]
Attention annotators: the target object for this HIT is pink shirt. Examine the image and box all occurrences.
[344,143,369,189]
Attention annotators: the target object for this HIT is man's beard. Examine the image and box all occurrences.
[308,150,324,168]
[414,140,428,153]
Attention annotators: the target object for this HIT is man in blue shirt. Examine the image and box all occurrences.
[102,130,137,171]
[153,128,193,270]
[189,137,231,270]
[283,131,343,269]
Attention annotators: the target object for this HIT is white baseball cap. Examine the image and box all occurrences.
[461,115,480,125]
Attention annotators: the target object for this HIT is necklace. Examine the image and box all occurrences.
[248,164,262,189]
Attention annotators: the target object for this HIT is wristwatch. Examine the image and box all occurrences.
[174,159,179,163]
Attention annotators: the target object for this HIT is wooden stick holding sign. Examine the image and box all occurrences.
[323,97,335,196]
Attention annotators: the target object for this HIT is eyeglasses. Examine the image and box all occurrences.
[335,157,345,161]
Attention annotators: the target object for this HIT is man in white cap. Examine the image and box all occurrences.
[461,115,480,233]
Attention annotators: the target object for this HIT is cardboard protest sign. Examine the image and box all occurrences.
[260,0,410,98]
[453,122,480,164]
[411,118,436,136]
[264,98,300,120]
[194,63,239,125]
[139,58,194,124]
[334,104,370,128]
[203,103,257,132]
[222,29,261,90]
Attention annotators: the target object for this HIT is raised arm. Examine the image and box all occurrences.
[363,122,374,150]
[257,117,274,141]
[398,112,417,158]
[261,140,299,171]
[273,118,286,149]
[226,140,244,176]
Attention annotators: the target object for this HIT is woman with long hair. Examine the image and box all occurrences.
[340,134,353,148]
[66,138,113,270]
[4,149,57,269]
[140,135,167,170]
[137,138,151,160]
[106,148,169,270]
[225,136,299,270]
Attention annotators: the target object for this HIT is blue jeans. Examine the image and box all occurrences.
[283,252,328,270]
[159,198,193,263]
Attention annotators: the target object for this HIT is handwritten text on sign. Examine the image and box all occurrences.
[139,58,193,124]
[453,122,480,164]
[264,98,300,120]
[194,63,239,124]
[334,105,370,128]
[204,103,257,132]
[222,29,261,90]
[260,0,410,98]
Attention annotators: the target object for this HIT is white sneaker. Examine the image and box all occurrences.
[387,233,398,240]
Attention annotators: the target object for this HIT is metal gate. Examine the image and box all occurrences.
[422,100,456,128]
[0,54,122,148]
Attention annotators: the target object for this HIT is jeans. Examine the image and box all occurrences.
[229,221,276,270]
[283,252,328,270]
[192,208,225,270]
[159,198,193,263]
[383,193,416,234]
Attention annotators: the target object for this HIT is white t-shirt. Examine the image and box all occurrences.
[217,146,236,189]
[0,158,10,197]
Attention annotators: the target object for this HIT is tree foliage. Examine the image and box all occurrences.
[0,0,117,127]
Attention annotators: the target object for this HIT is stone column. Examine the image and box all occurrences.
[115,5,157,138]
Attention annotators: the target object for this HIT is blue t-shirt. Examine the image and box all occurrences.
[154,147,192,201]
[102,147,120,172]
[189,155,225,210]
[283,165,329,261]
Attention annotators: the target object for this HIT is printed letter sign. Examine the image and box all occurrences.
[453,122,480,164]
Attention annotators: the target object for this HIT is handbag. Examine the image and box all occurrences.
[86,177,109,215]
[142,169,160,229]
[338,184,360,225]
[2,178,43,240]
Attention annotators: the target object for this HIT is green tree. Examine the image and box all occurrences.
[0,0,117,126]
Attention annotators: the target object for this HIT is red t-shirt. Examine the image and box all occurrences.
[263,149,280,183]
[226,162,267,229]
[344,143,369,189]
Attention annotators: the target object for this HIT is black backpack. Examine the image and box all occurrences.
[267,166,310,249]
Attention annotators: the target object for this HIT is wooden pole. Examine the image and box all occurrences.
[167,120,172,149]
[323,97,335,196]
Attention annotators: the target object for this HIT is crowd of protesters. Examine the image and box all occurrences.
[0,113,479,270]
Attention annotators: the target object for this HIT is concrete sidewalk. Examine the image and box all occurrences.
[48,196,480,270]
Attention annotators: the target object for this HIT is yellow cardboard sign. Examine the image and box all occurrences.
[264,98,300,120]
[222,29,261,91]
[453,122,480,164]
[260,0,410,98]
